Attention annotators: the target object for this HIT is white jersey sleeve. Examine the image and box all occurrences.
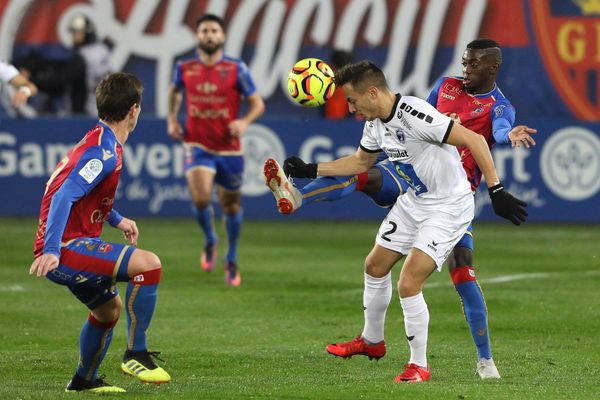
[0,61,19,83]
[359,121,381,152]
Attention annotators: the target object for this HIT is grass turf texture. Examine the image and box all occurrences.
[1,218,599,399]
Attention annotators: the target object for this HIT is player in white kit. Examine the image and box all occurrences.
[264,60,526,382]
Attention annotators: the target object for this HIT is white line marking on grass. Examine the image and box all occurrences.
[426,270,600,289]
[0,284,25,292]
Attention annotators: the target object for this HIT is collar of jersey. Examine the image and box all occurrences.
[382,93,402,123]
[195,53,225,66]
[97,120,121,145]
[470,82,498,98]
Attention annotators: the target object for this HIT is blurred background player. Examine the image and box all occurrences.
[0,60,38,115]
[167,14,265,286]
[29,73,170,393]
[265,60,527,382]
[68,13,114,116]
[265,39,537,378]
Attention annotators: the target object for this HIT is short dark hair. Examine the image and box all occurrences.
[96,73,143,123]
[467,38,502,63]
[334,60,388,92]
[196,14,225,31]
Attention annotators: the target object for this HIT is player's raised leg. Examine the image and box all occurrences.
[186,161,218,272]
[326,244,401,360]
[120,248,171,384]
[263,158,303,214]
[448,230,500,379]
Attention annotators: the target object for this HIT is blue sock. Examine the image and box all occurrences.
[192,205,217,245]
[300,175,360,206]
[225,210,243,263]
[451,266,492,360]
[76,314,116,381]
[126,269,161,352]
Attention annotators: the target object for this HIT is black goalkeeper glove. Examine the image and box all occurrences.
[283,156,318,179]
[488,183,528,225]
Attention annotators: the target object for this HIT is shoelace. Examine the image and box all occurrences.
[148,351,165,363]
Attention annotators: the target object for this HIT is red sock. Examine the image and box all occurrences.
[356,172,369,191]
[449,266,477,285]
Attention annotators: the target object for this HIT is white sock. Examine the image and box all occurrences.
[361,272,392,344]
[400,292,429,368]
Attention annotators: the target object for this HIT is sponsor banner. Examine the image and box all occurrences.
[1,117,598,222]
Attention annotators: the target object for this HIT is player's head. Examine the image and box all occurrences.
[96,72,143,132]
[69,14,96,46]
[462,38,502,94]
[196,14,225,55]
[334,60,390,121]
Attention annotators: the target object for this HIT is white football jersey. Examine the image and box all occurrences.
[360,94,471,200]
[0,61,19,83]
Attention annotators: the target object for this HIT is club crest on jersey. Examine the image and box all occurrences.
[530,1,600,121]
[98,242,113,253]
[396,130,406,143]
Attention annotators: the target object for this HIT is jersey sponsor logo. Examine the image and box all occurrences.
[79,159,103,184]
[102,149,113,160]
[384,148,409,159]
[196,82,218,94]
[530,1,600,121]
[188,105,230,119]
[441,92,455,101]
[399,102,434,123]
[444,83,463,95]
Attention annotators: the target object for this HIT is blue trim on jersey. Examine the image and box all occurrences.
[491,100,516,144]
[426,77,445,106]
[43,126,119,256]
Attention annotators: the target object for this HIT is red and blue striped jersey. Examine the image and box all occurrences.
[427,76,516,190]
[34,122,122,257]
[173,55,257,154]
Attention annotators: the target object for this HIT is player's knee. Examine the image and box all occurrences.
[222,202,240,215]
[397,277,421,298]
[453,247,473,268]
[129,251,162,285]
[363,256,388,278]
[193,198,211,209]
[362,167,383,195]
[92,296,122,324]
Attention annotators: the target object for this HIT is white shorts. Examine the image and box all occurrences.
[375,192,474,270]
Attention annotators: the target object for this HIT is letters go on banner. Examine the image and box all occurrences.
[1,117,598,222]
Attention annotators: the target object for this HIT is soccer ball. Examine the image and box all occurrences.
[287,58,335,107]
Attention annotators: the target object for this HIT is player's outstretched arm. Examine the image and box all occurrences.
[9,73,37,107]
[116,217,139,246]
[283,149,378,179]
[446,123,528,225]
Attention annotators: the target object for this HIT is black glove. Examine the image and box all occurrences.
[488,183,528,225]
[283,156,318,179]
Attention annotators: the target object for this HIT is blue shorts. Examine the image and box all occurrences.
[185,146,244,191]
[455,223,474,251]
[46,238,135,309]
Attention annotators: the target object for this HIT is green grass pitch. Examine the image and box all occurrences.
[1,218,599,399]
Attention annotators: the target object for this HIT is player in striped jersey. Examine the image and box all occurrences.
[30,73,170,393]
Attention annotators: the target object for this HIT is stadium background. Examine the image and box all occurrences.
[0,0,598,222]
